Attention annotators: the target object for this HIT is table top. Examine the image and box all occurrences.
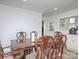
[11,39,37,50]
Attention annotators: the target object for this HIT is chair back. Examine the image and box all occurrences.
[16,32,26,42]
[54,31,67,48]
[30,31,38,42]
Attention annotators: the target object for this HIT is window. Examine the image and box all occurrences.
[60,16,78,30]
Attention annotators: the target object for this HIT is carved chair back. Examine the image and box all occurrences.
[16,32,26,42]
[30,31,38,42]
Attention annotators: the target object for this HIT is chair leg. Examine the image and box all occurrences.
[55,51,62,59]
[0,55,3,59]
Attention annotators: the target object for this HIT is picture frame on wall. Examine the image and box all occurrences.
[48,21,54,31]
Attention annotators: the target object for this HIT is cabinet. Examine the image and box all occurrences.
[66,35,78,52]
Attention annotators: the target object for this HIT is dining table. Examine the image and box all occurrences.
[11,39,41,59]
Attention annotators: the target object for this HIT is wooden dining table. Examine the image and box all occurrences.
[11,39,41,59]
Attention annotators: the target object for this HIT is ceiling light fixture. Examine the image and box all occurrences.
[54,8,58,11]
[24,0,27,1]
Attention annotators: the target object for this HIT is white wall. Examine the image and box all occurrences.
[0,4,42,48]
[43,9,78,52]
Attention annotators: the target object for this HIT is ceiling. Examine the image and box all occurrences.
[0,0,78,17]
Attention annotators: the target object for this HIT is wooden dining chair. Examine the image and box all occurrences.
[0,41,4,59]
[12,32,27,59]
[54,31,67,59]
[36,35,55,59]
[30,31,38,42]
[30,31,38,53]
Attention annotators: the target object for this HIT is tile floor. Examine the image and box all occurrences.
[4,49,78,59]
